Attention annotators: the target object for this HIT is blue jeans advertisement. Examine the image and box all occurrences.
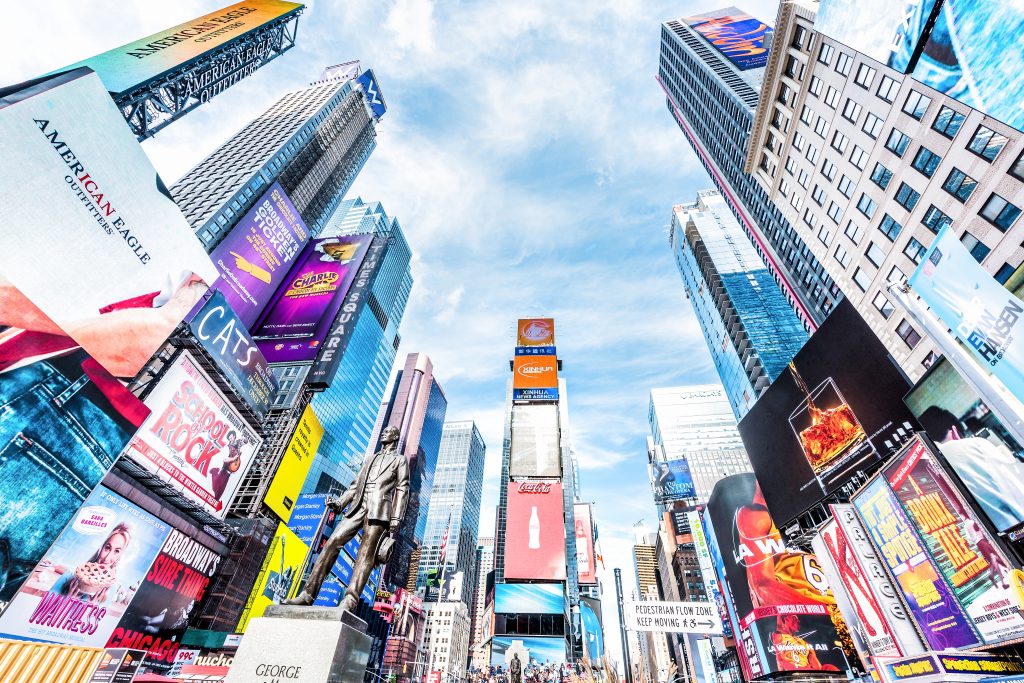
[0,350,148,603]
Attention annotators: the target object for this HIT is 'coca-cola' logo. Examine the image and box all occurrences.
[518,482,553,494]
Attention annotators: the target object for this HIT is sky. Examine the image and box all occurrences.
[2,0,779,670]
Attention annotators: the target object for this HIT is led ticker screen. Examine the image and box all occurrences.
[685,7,772,71]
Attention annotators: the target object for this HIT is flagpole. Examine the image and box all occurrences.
[427,514,451,682]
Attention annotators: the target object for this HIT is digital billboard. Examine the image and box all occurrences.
[574,503,597,585]
[53,1,303,96]
[123,351,263,517]
[684,7,772,71]
[356,69,387,119]
[187,290,279,420]
[264,405,324,522]
[905,357,1024,532]
[580,597,604,662]
[510,403,561,477]
[738,299,919,527]
[0,486,170,647]
[512,354,558,402]
[687,510,733,639]
[0,349,149,603]
[106,529,222,674]
[494,584,565,614]
[254,234,372,363]
[852,475,981,649]
[236,522,308,632]
[705,474,850,679]
[814,0,936,73]
[503,482,567,581]
[490,636,566,669]
[882,436,1024,645]
[651,459,696,503]
[517,318,555,346]
[0,70,218,379]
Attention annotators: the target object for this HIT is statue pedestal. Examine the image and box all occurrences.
[224,606,371,683]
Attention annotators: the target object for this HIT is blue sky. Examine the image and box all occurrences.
[4,0,779,669]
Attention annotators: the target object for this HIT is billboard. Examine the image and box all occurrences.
[738,299,918,527]
[494,584,565,614]
[910,225,1024,408]
[687,511,733,639]
[254,235,372,363]
[0,70,218,379]
[905,357,1024,532]
[123,352,263,517]
[503,482,567,581]
[106,529,222,674]
[0,349,149,603]
[517,318,555,346]
[814,0,935,73]
[236,522,308,632]
[705,474,850,679]
[701,507,738,642]
[187,290,278,420]
[651,459,696,503]
[684,7,772,71]
[490,636,566,669]
[512,354,558,402]
[580,597,604,662]
[574,503,597,585]
[852,475,981,649]
[882,436,1024,645]
[356,69,387,119]
[877,651,1024,683]
[0,486,170,646]
[53,1,303,96]
[510,403,561,477]
[264,405,324,522]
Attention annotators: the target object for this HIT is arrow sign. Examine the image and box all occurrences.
[623,600,724,635]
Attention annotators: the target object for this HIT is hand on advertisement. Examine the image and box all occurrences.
[229,252,272,284]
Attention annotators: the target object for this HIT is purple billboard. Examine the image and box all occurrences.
[253,235,372,364]
[210,182,311,329]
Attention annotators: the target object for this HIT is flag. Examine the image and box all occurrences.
[594,523,606,570]
[439,513,451,567]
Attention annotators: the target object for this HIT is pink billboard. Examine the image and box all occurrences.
[504,482,566,581]
[574,503,596,585]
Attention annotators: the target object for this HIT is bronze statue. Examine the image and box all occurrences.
[509,652,523,683]
[283,425,409,612]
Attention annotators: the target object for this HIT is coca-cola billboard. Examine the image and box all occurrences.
[504,482,566,581]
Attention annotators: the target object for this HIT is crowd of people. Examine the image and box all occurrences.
[465,661,595,683]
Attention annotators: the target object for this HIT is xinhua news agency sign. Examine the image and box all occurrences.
[624,601,724,634]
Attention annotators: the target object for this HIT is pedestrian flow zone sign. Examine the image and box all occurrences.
[623,600,724,634]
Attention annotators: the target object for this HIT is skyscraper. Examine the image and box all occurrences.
[418,421,487,605]
[658,9,834,329]
[670,191,808,418]
[470,537,495,668]
[632,532,671,683]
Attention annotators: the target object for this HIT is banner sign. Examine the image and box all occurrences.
[188,289,278,420]
[515,346,556,356]
[651,459,696,502]
[503,482,567,581]
[623,601,723,634]
[517,318,555,346]
[264,405,324,522]
[124,351,263,517]
[879,651,1024,682]
[236,522,308,632]
[356,69,387,118]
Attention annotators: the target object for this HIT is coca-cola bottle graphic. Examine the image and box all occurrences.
[529,506,541,549]
[575,518,589,569]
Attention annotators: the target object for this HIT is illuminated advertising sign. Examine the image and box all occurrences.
[815,0,934,73]
[124,352,263,517]
[852,475,981,649]
[738,299,918,528]
[503,482,567,581]
[684,7,772,71]
[510,403,561,477]
[264,405,324,522]
[106,530,222,674]
[705,474,851,679]
[517,318,555,346]
[494,584,565,614]
[490,636,566,669]
[580,597,604,662]
[356,69,387,119]
[54,1,303,96]
[701,508,737,642]
[0,487,170,647]
[687,511,733,639]
[574,503,597,585]
[878,651,1024,683]
[651,459,696,503]
[883,436,1024,645]
[254,235,372,363]
[236,522,308,632]
[187,290,279,420]
[911,225,1024,407]
[512,355,558,401]
[0,70,218,379]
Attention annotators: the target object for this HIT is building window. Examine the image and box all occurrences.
[849,145,869,170]
[759,153,776,176]
[818,224,833,246]
[961,231,991,262]
[821,158,837,181]
[812,185,826,206]
[942,168,977,202]
[845,220,864,244]
[885,129,911,157]
[902,90,931,120]
[921,205,952,234]
[932,106,966,138]
[1010,151,1024,181]
[854,63,877,88]
[980,193,1022,231]
[793,25,809,49]
[771,108,789,132]
[903,237,927,264]
[894,182,921,211]
[967,125,1008,161]
[995,263,1016,284]
[879,214,903,240]
[793,132,806,151]
[866,241,886,267]
[791,193,804,210]
[815,116,831,138]
[800,105,813,124]
[809,75,823,97]
[896,319,922,348]
[827,201,842,223]
[818,43,835,65]
[870,162,893,189]
[836,52,854,75]
[778,83,794,105]
[803,207,818,228]
[888,264,907,283]
[784,55,803,79]
[806,144,820,163]
[785,156,797,175]
[853,267,872,291]
[862,112,884,138]
[824,86,840,109]
[834,244,850,267]
[842,98,863,123]
[872,292,895,319]
[779,179,791,197]
[857,193,877,218]
[877,75,899,102]
[838,175,855,198]
[831,130,849,153]
[911,147,941,178]
[798,169,810,188]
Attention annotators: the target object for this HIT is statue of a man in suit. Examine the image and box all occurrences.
[284,425,409,612]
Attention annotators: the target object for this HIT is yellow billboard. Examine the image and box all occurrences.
[265,405,324,522]
[236,523,309,632]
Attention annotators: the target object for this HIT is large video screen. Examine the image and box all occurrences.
[510,403,561,477]
[815,0,937,73]
[684,7,772,71]
[494,584,565,614]
[504,482,566,581]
